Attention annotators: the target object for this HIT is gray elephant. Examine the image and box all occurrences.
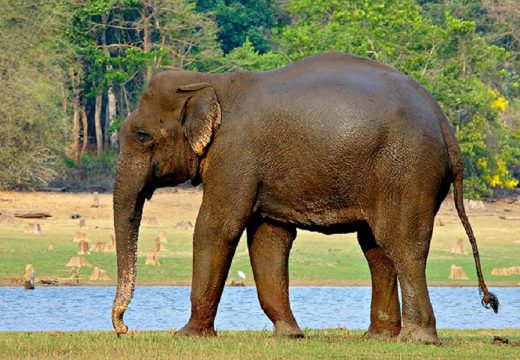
[112,52,498,343]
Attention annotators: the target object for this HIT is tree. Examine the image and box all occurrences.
[0,1,70,189]
[196,0,288,54]
[271,0,518,197]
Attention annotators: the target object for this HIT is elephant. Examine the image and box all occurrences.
[111,52,498,343]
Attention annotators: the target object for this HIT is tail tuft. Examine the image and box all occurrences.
[481,291,499,314]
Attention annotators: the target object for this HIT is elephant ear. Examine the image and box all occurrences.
[178,83,222,156]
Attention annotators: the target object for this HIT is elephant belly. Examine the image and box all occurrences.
[256,187,368,233]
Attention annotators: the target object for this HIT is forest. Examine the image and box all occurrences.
[1,0,519,198]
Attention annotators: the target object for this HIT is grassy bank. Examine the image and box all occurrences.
[0,191,519,286]
[0,329,519,359]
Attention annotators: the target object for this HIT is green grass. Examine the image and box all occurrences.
[1,192,519,286]
[0,329,518,359]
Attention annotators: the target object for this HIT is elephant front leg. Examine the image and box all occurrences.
[358,226,402,339]
[177,186,253,337]
[247,219,303,338]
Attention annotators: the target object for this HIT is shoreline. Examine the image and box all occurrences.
[2,281,519,287]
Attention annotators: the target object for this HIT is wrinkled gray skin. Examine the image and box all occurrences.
[112,52,497,343]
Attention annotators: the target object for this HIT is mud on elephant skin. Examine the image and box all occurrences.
[111,52,498,343]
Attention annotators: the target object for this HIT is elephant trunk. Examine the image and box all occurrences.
[111,157,149,336]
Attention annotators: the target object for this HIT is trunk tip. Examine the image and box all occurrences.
[112,307,129,336]
[481,290,499,314]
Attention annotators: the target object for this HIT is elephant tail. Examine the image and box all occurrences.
[438,108,500,313]
[452,172,499,313]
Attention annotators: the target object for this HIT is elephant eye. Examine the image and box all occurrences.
[136,130,152,144]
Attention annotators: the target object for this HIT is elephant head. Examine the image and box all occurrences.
[111,76,222,335]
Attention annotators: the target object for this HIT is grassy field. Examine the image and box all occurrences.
[0,190,519,286]
[0,329,518,359]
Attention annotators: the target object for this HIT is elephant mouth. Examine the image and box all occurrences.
[141,182,156,201]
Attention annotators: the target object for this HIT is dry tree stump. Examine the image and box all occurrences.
[78,240,90,255]
[466,199,485,210]
[24,223,41,235]
[448,264,469,280]
[79,218,86,229]
[145,251,160,266]
[145,216,158,225]
[0,213,17,225]
[90,241,106,252]
[91,192,100,208]
[450,238,467,254]
[155,237,163,252]
[434,217,444,227]
[175,221,194,230]
[491,266,520,276]
[73,232,88,243]
[24,264,35,290]
[156,231,167,244]
[89,267,110,281]
[66,256,92,268]
[104,233,116,252]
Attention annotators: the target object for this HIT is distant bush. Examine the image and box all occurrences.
[52,149,118,192]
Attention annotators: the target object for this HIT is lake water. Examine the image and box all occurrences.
[0,286,518,331]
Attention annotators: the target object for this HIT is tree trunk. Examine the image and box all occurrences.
[101,14,117,146]
[81,106,88,155]
[106,87,117,145]
[143,1,152,82]
[68,66,80,163]
[94,93,103,156]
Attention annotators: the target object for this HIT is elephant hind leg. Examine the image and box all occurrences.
[372,209,439,343]
[357,224,401,339]
[247,218,303,338]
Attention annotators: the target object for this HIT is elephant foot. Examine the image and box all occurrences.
[398,326,439,344]
[363,327,401,340]
[362,322,401,340]
[176,323,217,337]
[273,320,304,338]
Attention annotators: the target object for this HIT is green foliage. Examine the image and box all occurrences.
[221,39,287,71]
[196,0,287,54]
[0,0,518,196]
[270,0,519,197]
[0,0,69,189]
[61,149,118,191]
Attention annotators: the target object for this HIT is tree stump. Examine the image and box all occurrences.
[145,216,158,225]
[450,238,467,254]
[155,237,162,252]
[24,223,41,235]
[79,218,86,229]
[145,251,160,266]
[448,264,469,280]
[89,266,110,281]
[434,217,444,227]
[175,221,194,230]
[73,232,88,243]
[91,192,100,208]
[491,266,520,276]
[0,213,16,225]
[90,241,106,252]
[104,233,116,252]
[24,264,35,290]
[156,231,167,244]
[66,256,92,268]
[78,240,90,255]
[467,199,485,210]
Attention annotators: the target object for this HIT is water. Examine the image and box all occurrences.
[0,286,518,331]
